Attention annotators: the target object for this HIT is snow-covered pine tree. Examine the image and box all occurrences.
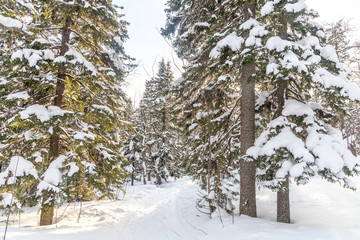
[122,109,147,186]
[0,0,42,216]
[247,0,360,223]
[0,0,132,225]
[139,59,180,184]
[325,19,360,155]
[162,0,261,216]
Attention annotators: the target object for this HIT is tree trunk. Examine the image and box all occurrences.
[40,16,72,226]
[131,171,135,186]
[141,148,147,185]
[39,194,55,226]
[155,171,162,185]
[275,17,290,224]
[277,177,290,223]
[274,78,290,223]
[239,2,257,218]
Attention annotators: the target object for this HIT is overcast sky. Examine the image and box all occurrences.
[117,0,360,105]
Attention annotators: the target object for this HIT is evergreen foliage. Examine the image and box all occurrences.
[243,0,360,222]
[162,0,252,215]
[122,109,147,185]
[163,0,360,221]
[1,0,360,228]
[0,0,133,225]
[123,59,181,185]
[248,0,360,189]
[325,19,360,156]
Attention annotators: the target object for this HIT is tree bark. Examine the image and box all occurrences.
[131,171,135,186]
[277,176,290,223]
[239,2,257,218]
[275,17,290,224]
[39,196,55,226]
[274,79,290,223]
[40,16,72,226]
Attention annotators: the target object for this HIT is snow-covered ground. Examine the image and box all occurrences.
[1,176,360,240]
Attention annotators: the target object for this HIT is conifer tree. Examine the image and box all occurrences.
[163,0,360,222]
[162,0,256,216]
[0,0,132,225]
[0,0,41,217]
[122,108,147,186]
[325,19,360,155]
[247,0,360,223]
[135,59,180,184]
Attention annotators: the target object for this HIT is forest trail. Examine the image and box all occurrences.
[2,177,360,240]
[0,178,205,240]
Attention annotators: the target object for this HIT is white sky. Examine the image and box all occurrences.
[117,0,360,105]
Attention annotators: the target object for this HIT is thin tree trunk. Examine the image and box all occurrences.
[277,176,290,223]
[275,86,290,223]
[131,171,135,186]
[276,17,290,224]
[239,2,257,218]
[142,149,147,185]
[143,171,147,185]
[40,16,72,226]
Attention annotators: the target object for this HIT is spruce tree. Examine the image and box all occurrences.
[325,19,360,155]
[247,0,360,223]
[163,0,360,222]
[0,0,42,216]
[138,59,180,184]
[163,0,255,216]
[122,108,147,186]
[0,0,132,225]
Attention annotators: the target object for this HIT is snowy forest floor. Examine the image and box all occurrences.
[1,177,360,240]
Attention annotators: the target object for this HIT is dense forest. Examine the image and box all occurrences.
[0,0,360,239]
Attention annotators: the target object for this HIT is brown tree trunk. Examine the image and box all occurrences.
[40,16,72,226]
[275,83,290,223]
[155,171,162,185]
[277,176,290,223]
[275,17,290,224]
[239,2,257,218]
[39,196,55,226]
[274,79,290,223]
[131,171,135,186]
[143,174,147,185]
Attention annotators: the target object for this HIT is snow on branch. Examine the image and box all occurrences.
[248,99,360,189]
[37,155,67,195]
[209,32,244,59]
[0,156,38,186]
[54,48,97,75]
[19,104,72,122]
[11,49,54,67]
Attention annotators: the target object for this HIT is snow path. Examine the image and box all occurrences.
[1,177,360,239]
[1,178,206,240]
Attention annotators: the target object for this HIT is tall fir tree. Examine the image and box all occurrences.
[325,19,360,156]
[0,0,42,217]
[128,59,180,185]
[121,106,147,186]
[162,0,259,216]
[163,0,360,222]
[0,0,133,225]
[246,0,360,223]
